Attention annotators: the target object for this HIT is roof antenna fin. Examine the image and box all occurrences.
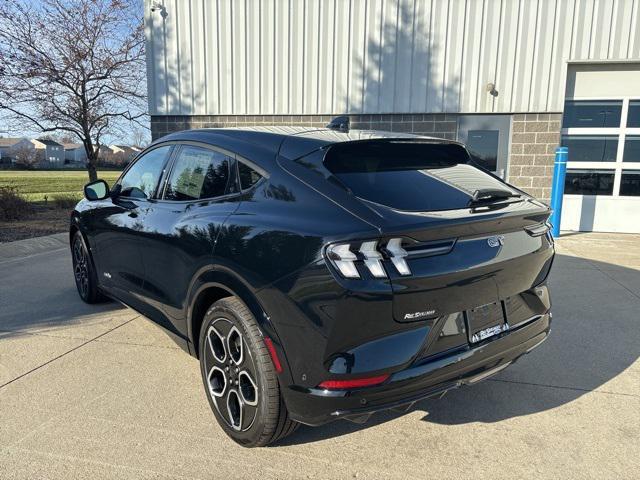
[326,116,350,132]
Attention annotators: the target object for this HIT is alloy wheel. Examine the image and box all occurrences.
[204,319,259,431]
[72,236,90,299]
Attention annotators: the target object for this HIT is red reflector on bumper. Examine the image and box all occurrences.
[264,337,283,373]
[318,374,390,390]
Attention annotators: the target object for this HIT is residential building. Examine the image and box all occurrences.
[98,145,129,166]
[63,143,88,165]
[111,145,141,164]
[33,138,65,167]
[0,138,26,165]
[145,0,640,233]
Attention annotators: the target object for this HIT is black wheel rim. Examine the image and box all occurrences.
[204,319,259,432]
[72,237,90,299]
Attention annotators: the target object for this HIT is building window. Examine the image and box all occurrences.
[465,130,499,171]
[561,135,618,162]
[562,100,622,128]
[623,136,640,162]
[620,170,640,196]
[627,101,640,128]
[562,97,640,197]
[564,170,615,195]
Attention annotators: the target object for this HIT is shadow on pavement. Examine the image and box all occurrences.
[278,254,640,446]
[0,248,126,338]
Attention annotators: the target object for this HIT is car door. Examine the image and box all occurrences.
[133,143,243,339]
[89,144,173,310]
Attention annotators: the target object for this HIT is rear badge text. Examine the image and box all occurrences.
[404,310,436,320]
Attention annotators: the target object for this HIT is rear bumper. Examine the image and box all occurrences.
[283,312,551,426]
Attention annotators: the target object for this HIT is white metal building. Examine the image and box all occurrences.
[145,0,640,233]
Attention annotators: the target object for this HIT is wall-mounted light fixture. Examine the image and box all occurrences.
[150,1,168,19]
[486,83,499,97]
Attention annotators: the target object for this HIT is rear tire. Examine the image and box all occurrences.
[71,231,106,304]
[199,296,298,447]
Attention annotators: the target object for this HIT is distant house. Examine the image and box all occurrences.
[111,145,140,164]
[98,144,138,167]
[63,143,87,165]
[0,137,39,167]
[33,139,65,167]
[0,138,29,165]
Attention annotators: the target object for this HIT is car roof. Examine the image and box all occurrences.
[154,126,461,166]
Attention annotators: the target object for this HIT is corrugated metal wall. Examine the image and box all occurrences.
[145,0,640,116]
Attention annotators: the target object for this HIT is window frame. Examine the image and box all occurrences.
[562,96,640,197]
[114,143,175,201]
[236,158,266,192]
[156,140,269,204]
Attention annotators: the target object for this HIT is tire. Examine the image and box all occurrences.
[199,296,298,447]
[71,231,106,304]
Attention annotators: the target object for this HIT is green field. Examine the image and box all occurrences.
[0,170,122,201]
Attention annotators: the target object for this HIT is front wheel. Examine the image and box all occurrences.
[71,231,105,304]
[199,297,298,447]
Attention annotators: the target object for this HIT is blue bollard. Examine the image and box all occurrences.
[549,146,568,238]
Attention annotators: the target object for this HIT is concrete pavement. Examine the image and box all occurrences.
[0,233,639,479]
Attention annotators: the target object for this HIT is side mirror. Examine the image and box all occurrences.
[84,179,110,201]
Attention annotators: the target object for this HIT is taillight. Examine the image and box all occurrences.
[359,240,385,278]
[325,238,411,279]
[385,238,411,276]
[326,243,360,278]
[317,373,390,390]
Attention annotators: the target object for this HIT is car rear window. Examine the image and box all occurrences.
[323,141,515,211]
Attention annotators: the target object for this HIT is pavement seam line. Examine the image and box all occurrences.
[0,326,181,351]
[0,316,139,390]
[0,446,206,480]
[0,246,67,265]
[488,378,640,398]
[585,259,640,301]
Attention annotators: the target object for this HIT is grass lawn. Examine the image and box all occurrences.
[0,170,122,201]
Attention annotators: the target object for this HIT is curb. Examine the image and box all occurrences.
[0,232,68,260]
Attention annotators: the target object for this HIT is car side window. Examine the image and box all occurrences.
[238,161,263,190]
[164,145,233,201]
[119,145,171,199]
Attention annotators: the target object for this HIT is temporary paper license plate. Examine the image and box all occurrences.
[467,302,508,343]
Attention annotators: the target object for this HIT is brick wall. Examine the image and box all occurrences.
[508,113,562,204]
[151,114,458,141]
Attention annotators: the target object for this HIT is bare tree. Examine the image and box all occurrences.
[11,143,41,169]
[131,126,150,149]
[0,0,146,181]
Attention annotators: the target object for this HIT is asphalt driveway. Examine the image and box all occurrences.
[1,232,639,479]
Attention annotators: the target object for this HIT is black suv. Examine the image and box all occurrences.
[71,126,554,447]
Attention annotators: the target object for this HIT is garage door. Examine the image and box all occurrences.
[560,64,640,233]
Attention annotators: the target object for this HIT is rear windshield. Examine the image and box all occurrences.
[323,141,515,211]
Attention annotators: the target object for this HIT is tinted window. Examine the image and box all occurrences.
[627,100,640,128]
[165,146,232,201]
[564,169,614,195]
[620,170,640,197]
[562,100,622,128]
[623,136,640,162]
[466,130,499,171]
[323,142,515,211]
[238,161,263,189]
[561,136,618,162]
[119,145,171,199]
